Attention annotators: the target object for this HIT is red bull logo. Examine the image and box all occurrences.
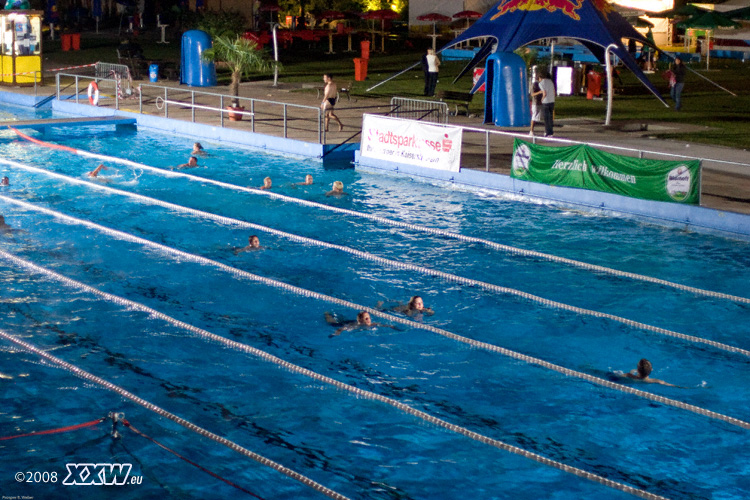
[491,0,583,21]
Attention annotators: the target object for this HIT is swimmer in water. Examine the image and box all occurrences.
[191,142,207,156]
[88,164,108,177]
[0,214,22,235]
[259,177,272,190]
[622,359,676,387]
[0,176,9,186]
[176,156,199,169]
[234,235,262,254]
[386,295,434,318]
[326,180,347,197]
[294,174,314,186]
[326,310,394,337]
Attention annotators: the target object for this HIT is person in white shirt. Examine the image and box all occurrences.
[424,49,440,97]
[536,71,556,137]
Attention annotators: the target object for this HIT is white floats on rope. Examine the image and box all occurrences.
[0,328,350,500]
[1,162,748,359]
[1,202,749,433]
[0,258,684,500]
[8,137,749,307]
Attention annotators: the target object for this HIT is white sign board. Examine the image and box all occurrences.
[360,115,463,173]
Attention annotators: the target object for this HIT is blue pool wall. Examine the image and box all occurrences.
[355,152,750,238]
[2,90,749,238]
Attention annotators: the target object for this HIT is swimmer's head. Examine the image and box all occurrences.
[357,311,371,325]
[1,176,8,186]
[305,174,313,184]
[332,181,344,192]
[249,235,260,247]
[408,296,424,311]
[263,177,272,188]
[636,359,652,378]
[188,156,198,166]
[193,142,203,150]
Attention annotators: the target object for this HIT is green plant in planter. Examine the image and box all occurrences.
[201,35,277,108]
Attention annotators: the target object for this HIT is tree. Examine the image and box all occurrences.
[201,35,277,108]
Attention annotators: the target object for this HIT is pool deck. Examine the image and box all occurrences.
[2,76,749,225]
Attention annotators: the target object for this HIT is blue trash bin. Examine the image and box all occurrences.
[149,64,159,83]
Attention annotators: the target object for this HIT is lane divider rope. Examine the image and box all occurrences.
[2,219,749,433]
[1,166,748,358]
[0,258,676,500]
[0,329,350,500]
[7,133,748,306]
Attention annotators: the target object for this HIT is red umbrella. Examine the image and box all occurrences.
[417,12,451,50]
[362,9,400,52]
[453,10,482,28]
[361,9,400,20]
[317,10,346,20]
[452,10,482,19]
[417,12,451,22]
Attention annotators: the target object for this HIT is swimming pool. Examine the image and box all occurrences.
[1,105,749,500]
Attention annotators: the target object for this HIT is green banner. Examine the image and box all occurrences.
[510,139,701,204]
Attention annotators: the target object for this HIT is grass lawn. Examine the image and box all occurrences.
[46,30,750,149]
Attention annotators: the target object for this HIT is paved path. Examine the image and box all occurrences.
[10,75,750,214]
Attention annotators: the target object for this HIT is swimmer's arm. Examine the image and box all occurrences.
[646,378,678,387]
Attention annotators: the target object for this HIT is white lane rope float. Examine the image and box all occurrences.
[0,328,350,500]
[1,166,748,359]
[1,206,749,433]
[7,138,749,307]
[0,257,681,500]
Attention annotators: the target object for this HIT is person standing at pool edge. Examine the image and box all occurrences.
[424,49,440,97]
[321,74,343,132]
[671,56,686,111]
[537,71,556,137]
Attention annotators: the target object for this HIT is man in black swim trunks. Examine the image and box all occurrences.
[321,74,343,133]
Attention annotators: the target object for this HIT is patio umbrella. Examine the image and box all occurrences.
[634,17,654,28]
[677,11,740,69]
[654,4,706,18]
[317,10,346,54]
[362,9,400,52]
[260,4,280,27]
[417,12,451,51]
[453,10,481,29]
[725,6,750,21]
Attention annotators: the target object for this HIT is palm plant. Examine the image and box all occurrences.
[202,35,276,108]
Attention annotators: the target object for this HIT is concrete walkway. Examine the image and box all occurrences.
[7,74,750,214]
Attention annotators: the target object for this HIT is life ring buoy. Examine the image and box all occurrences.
[88,82,100,106]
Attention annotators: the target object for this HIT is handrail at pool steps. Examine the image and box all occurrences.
[54,72,325,144]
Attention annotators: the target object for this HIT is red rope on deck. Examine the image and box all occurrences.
[121,418,265,499]
[0,417,106,441]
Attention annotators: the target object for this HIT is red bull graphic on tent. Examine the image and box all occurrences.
[444,0,664,104]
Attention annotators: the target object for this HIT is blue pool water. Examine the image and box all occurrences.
[1,107,749,500]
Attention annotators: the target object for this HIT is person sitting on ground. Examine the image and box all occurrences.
[259,177,272,190]
[176,156,199,169]
[326,180,347,197]
[622,359,676,387]
[325,310,394,337]
[191,142,207,156]
[234,235,262,254]
[294,174,314,186]
[386,295,434,318]
[88,164,108,178]
[1,176,9,186]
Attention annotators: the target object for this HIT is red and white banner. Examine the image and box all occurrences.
[361,115,462,173]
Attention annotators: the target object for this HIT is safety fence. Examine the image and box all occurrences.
[390,97,449,124]
[54,70,326,144]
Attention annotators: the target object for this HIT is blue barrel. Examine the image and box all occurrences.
[180,30,217,87]
[149,64,159,82]
[483,52,530,127]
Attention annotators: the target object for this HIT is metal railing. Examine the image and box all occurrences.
[390,97,449,124]
[54,73,326,144]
